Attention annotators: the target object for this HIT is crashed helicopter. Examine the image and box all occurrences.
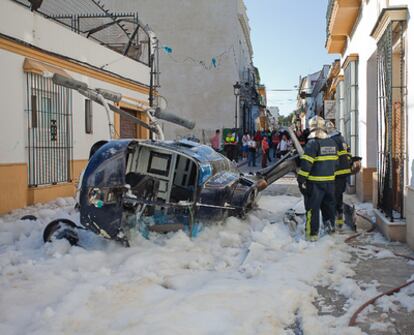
[40,74,304,247]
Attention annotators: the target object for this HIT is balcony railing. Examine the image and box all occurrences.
[11,0,151,66]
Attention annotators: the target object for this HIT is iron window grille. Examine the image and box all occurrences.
[26,72,73,187]
[377,20,407,220]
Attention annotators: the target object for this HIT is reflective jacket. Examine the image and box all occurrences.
[298,138,338,183]
[225,135,236,144]
[330,131,352,177]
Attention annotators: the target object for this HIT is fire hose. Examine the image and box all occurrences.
[345,210,414,327]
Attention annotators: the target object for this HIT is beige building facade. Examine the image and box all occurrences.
[102,0,257,142]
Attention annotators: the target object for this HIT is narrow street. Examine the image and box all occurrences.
[1,1,414,334]
[1,179,413,334]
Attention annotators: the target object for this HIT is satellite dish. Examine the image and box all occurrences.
[156,96,168,111]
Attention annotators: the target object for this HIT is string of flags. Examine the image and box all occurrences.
[160,44,237,71]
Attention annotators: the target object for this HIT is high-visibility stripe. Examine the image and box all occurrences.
[298,170,310,177]
[336,169,352,176]
[314,155,338,161]
[338,150,349,156]
[301,155,315,163]
[308,175,335,181]
[306,209,312,239]
[336,219,344,225]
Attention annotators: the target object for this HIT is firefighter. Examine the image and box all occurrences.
[224,129,237,161]
[325,121,352,230]
[297,116,338,241]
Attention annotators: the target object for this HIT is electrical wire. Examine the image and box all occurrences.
[162,44,238,71]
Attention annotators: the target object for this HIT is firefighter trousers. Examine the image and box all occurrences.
[304,182,336,238]
[335,177,347,217]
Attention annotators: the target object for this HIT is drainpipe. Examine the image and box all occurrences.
[349,61,359,193]
[337,80,345,135]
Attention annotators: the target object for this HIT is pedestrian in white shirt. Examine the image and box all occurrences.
[277,134,289,157]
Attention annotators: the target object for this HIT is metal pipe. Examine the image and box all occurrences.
[146,110,164,141]
[154,108,195,130]
[96,94,114,139]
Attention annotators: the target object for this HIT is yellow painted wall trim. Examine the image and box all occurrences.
[23,58,71,78]
[0,34,150,95]
[0,160,88,214]
[325,34,347,55]
[0,162,26,167]
[0,163,28,214]
[118,100,146,112]
[123,95,150,108]
[116,102,150,139]
[113,113,120,139]
[27,183,76,205]
[342,53,359,69]
[332,74,344,90]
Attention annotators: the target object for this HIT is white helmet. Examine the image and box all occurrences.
[309,116,326,132]
[325,120,336,134]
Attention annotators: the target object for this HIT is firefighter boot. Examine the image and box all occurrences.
[324,220,335,234]
[336,213,344,230]
[306,235,319,242]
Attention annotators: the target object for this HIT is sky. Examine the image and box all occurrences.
[244,0,336,116]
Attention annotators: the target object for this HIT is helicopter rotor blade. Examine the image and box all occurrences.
[78,89,153,131]
[154,108,195,130]
[52,73,88,91]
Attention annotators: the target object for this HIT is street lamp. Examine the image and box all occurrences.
[233,82,241,129]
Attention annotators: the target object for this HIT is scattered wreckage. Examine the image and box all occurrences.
[34,75,303,247]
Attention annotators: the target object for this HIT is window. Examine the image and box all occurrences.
[147,151,171,176]
[26,72,73,186]
[343,59,358,157]
[85,99,93,134]
[31,95,38,128]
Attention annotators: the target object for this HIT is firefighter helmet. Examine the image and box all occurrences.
[309,116,326,132]
[325,120,336,134]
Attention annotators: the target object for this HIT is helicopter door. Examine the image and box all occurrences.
[127,146,174,202]
[170,155,197,203]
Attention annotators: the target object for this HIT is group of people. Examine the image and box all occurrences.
[211,128,294,168]
[211,118,356,243]
[297,115,355,242]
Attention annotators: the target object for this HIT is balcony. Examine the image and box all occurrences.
[326,0,362,54]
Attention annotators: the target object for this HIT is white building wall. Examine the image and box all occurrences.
[0,0,151,164]
[102,0,254,142]
[0,0,150,85]
[341,0,413,185]
[340,0,378,169]
[0,51,146,165]
[0,50,26,163]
